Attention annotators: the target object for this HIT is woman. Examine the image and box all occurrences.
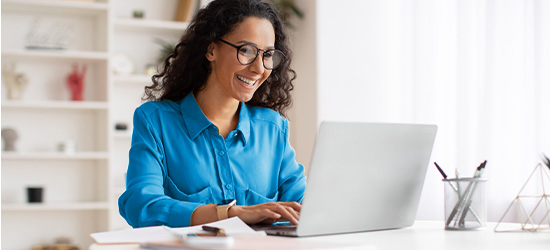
[118,0,306,228]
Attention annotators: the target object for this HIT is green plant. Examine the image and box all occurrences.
[268,0,304,29]
[153,38,175,65]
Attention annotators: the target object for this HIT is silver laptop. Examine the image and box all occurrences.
[253,121,437,237]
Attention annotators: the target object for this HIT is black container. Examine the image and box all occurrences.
[115,123,128,131]
[27,187,44,203]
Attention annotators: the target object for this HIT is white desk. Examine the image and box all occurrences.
[90,221,550,250]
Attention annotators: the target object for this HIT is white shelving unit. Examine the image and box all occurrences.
[1,0,109,13]
[114,18,188,31]
[112,74,153,84]
[1,0,110,247]
[2,100,109,110]
[2,151,109,160]
[2,202,111,211]
[2,49,110,61]
[1,0,191,249]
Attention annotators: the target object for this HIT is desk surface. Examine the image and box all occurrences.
[90,221,550,250]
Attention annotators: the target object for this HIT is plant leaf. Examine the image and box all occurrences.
[288,2,304,18]
[153,38,175,65]
[268,0,303,29]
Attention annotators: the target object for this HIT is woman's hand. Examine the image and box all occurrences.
[228,202,301,225]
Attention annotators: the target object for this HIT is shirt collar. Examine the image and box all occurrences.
[180,94,212,140]
[236,103,250,146]
[180,93,250,145]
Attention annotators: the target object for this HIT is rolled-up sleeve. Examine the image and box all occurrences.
[118,108,203,228]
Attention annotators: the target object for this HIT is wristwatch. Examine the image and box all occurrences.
[216,199,236,220]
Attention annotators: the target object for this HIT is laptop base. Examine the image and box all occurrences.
[251,224,298,237]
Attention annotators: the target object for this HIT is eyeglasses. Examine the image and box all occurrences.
[218,39,286,70]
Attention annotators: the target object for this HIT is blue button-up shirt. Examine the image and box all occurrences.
[118,93,306,228]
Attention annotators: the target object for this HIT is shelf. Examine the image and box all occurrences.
[2,152,109,160]
[113,74,154,84]
[113,131,132,139]
[114,18,188,32]
[2,100,109,110]
[1,0,108,16]
[2,202,110,211]
[1,49,109,62]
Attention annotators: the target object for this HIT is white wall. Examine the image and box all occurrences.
[288,0,318,173]
[290,0,550,222]
[317,0,411,124]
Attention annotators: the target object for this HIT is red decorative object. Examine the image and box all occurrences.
[66,64,87,101]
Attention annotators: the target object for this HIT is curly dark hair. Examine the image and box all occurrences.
[144,0,296,117]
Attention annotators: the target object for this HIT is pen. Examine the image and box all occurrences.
[455,168,460,197]
[454,160,487,227]
[455,168,461,200]
[435,163,481,226]
[434,162,447,179]
[202,225,226,236]
[542,154,550,169]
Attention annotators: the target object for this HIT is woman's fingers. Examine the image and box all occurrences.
[230,202,302,225]
[277,202,301,223]
[279,201,302,212]
[285,205,301,223]
[259,207,282,221]
[264,203,300,225]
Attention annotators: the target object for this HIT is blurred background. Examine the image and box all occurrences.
[1,0,549,249]
[288,0,550,225]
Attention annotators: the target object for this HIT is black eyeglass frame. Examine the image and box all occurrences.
[218,39,286,70]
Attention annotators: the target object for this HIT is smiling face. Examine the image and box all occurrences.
[204,17,275,103]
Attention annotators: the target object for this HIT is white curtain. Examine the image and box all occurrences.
[313,0,550,222]
[410,0,550,222]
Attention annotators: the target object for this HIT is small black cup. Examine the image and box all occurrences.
[27,187,44,203]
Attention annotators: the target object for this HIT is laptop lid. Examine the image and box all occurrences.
[296,122,437,236]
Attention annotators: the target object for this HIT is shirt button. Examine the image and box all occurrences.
[225,184,232,189]
[219,150,225,156]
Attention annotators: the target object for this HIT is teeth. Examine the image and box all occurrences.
[237,75,256,86]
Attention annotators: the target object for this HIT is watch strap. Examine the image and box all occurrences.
[216,200,236,220]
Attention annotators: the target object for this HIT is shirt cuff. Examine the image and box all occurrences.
[167,201,204,227]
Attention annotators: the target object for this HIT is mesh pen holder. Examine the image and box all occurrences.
[443,178,488,230]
